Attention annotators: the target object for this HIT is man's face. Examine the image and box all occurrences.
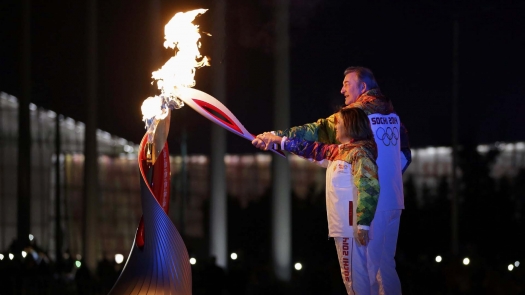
[335,114,350,143]
[340,72,366,105]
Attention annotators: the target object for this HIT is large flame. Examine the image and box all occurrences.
[141,8,209,126]
[153,8,209,97]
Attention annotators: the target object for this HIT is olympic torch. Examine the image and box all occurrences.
[175,87,286,157]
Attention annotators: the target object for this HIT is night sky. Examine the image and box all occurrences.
[1,0,524,155]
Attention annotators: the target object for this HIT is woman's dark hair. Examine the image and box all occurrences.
[338,107,374,141]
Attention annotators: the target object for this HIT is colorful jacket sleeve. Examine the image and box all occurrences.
[351,150,380,226]
[275,113,338,145]
[282,138,338,162]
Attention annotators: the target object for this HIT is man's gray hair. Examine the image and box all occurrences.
[344,66,380,90]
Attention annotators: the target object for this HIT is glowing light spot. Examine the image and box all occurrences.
[463,258,470,265]
[9,253,14,260]
[47,110,56,118]
[230,253,238,260]
[508,264,514,271]
[476,145,489,153]
[75,260,81,268]
[190,258,196,265]
[515,261,520,267]
[29,234,34,241]
[22,251,27,258]
[0,254,4,260]
[141,96,167,122]
[435,256,442,263]
[115,254,124,264]
[295,263,303,270]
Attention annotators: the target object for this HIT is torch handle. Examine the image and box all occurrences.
[176,87,286,158]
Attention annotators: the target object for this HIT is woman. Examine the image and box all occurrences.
[257,107,379,295]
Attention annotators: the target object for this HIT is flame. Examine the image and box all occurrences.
[141,96,167,121]
[141,8,209,125]
[153,8,209,94]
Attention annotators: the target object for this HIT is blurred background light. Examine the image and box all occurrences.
[76,254,82,260]
[75,261,81,268]
[435,255,442,263]
[0,254,4,260]
[29,234,34,241]
[508,264,514,271]
[463,258,470,265]
[21,251,27,258]
[230,253,238,260]
[9,253,14,260]
[294,263,302,270]
[515,261,520,267]
[115,254,124,264]
[190,258,196,265]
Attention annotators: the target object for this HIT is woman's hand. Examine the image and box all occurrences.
[251,137,267,150]
[356,229,369,246]
[252,132,282,151]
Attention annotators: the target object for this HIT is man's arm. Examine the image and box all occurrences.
[274,113,339,144]
[400,123,412,173]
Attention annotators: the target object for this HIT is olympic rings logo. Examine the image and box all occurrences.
[375,127,399,146]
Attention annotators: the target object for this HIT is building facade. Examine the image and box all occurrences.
[1,92,524,263]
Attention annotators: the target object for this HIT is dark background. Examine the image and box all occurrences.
[1,0,525,294]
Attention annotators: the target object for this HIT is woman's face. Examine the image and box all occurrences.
[335,113,351,143]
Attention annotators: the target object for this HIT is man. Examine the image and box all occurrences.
[253,67,411,295]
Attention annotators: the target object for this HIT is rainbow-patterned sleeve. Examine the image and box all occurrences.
[351,148,380,226]
[275,113,338,145]
[282,138,339,162]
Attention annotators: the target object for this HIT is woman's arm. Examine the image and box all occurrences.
[255,133,338,163]
[352,152,380,227]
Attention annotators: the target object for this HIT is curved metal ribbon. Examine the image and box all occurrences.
[109,134,192,295]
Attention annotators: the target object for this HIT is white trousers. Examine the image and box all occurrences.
[334,237,370,295]
[367,210,402,295]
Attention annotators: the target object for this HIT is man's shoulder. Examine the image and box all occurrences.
[347,90,395,115]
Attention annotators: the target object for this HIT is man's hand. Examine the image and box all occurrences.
[356,229,369,246]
